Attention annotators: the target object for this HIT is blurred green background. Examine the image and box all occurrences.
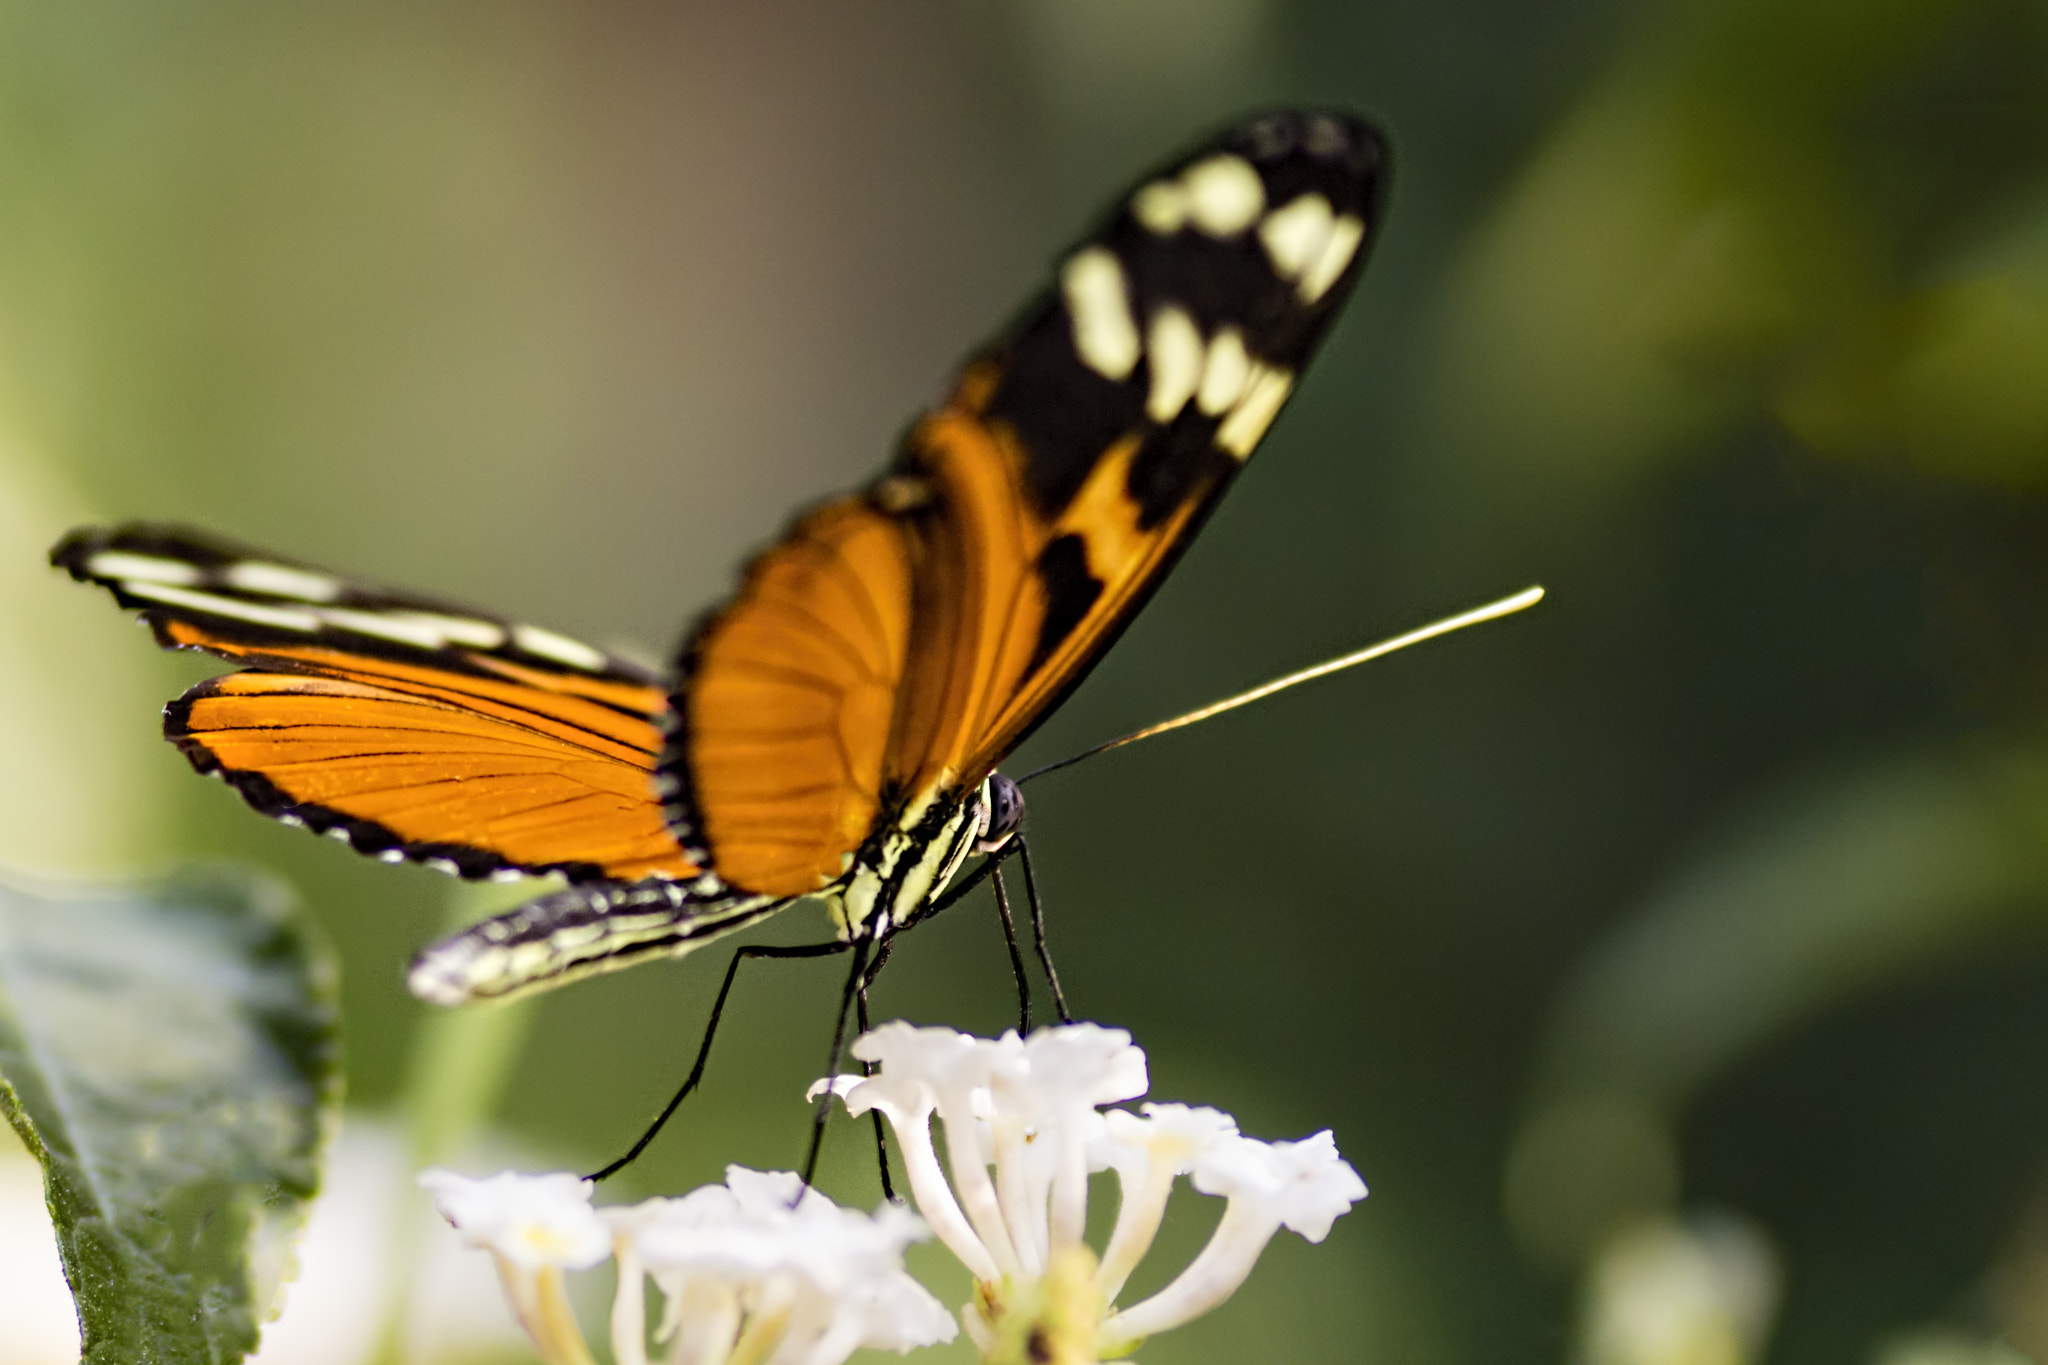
[6,2,2048,1362]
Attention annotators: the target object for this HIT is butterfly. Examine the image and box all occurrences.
[54,109,1388,1010]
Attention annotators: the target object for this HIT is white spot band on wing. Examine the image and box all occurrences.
[1182,154,1266,237]
[1196,327,1251,416]
[224,561,345,602]
[1061,246,1141,381]
[1130,180,1189,235]
[121,580,322,632]
[390,612,506,649]
[512,624,609,671]
[1258,193,1336,281]
[1216,365,1295,458]
[317,606,451,650]
[1299,215,1366,304]
[86,552,202,587]
[1145,306,1204,422]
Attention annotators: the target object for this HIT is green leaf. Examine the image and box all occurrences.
[0,869,341,1365]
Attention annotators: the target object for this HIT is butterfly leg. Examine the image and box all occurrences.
[990,864,1035,1033]
[586,937,851,1182]
[853,943,898,1203]
[1017,836,1073,1024]
[799,927,879,1190]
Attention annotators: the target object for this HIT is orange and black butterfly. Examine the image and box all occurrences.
[55,110,1388,1009]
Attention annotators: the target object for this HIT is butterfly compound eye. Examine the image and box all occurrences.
[975,773,1025,853]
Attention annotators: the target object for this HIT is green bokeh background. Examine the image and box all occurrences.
[5,2,2048,1362]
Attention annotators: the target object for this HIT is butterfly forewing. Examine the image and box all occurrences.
[668,110,1389,913]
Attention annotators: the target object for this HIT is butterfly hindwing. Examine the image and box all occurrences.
[668,110,1388,908]
[53,525,700,884]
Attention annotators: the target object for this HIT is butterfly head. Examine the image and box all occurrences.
[974,773,1025,854]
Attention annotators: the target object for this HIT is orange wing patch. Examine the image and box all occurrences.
[162,620,696,883]
[881,398,1223,800]
[682,500,913,897]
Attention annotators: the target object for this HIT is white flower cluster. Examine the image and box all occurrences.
[420,1164,953,1365]
[817,1021,1367,1357]
[422,1021,1366,1364]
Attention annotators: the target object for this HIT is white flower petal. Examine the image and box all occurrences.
[418,1169,611,1270]
[1192,1130,1366,1243]
[1018,1024,1148,1109]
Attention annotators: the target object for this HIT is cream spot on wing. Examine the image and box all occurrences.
[1299,215,1366,303]
[121,580,322,631]
[224,561,345,601]
[391,612,506,649]
[1216,365,1295,458]
[1259,192,1335,281]
[87,551,202,587]
[1145,306,1204,422]
[317,606,448,649]
[1060,246,1141,381]
[1196,327,1251,415]
[1130,179,1190,234]
[512,624,609,671]
[1183,154,1265,236]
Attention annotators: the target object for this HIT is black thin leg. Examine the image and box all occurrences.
[990,865,1034,1033]
[854,946,897,1203]
[799,931,875,1189]
[586,938,851,1182]
[1017,836,1072,1023]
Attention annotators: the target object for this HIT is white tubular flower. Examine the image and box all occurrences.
[1091,1105,1240,1303]
[831,1022,1008,1283]
[627,1165,955,1365]
[1097,1129,1367,1353]
[424,1165,951,1365]
[816,1022,1368,1362]
[601,1197,676,1365]
[418,1169,611,1365]
[1002,1026,1147,1258]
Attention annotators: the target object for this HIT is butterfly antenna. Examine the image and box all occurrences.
[1018,585,1545,785]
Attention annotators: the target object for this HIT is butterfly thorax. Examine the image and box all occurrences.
[828,775,1009,941]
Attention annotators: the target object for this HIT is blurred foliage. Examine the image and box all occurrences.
[3,0,2048,1362]
[0,871,339,1364]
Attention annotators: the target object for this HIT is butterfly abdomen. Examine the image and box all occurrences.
[408,879,781,1005]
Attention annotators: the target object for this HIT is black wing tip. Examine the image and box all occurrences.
[1162,109,1392,235]
[50,521,263,574]
[1225,108,1388,170]
[49,524,110,577]
[1153,108,1392,206]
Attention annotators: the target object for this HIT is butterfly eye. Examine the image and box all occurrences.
[975,773,1026,854]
